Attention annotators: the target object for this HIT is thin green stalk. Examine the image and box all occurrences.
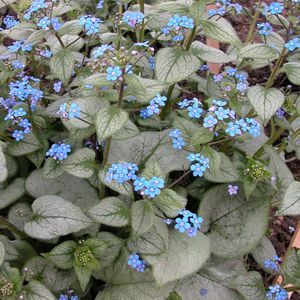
[160,83,175,120]
[245,6,260,44]
[0,217,28,240]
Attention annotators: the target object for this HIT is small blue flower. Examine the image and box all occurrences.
[173,35,184,42]
[133,177,147,191]
[186,227,197,237]
[175,217,190,233]
[168,14,181,27]
[213,74,223,82]
[225,122,242,137]
[51,18,63,31]
[179,16,194,29]
[169,129,182,138]
[284,38,300,51]
[190,213,203,229]
[106,66,122,81]
[128,253,147,272]
[144,177,165,198]
[68,103,81,118]
[139,109,150,119]
[37,16,50,29]
[275,108,285,118]
[172,137,185,149]
[40,49,52,58]
[199,64,209,71]
[12,107,27,117]
[148,56,155,70]
[134,41,149,47]
[93,45,114,58]
[59,295,69,300]
[79,15,102,35]
[46,143,71,161]
[3,15,20,28]
[178,209,193,218]
[123,11,145,28]
[53,81,62,93]
[146,103,160,116]
[200,288,207,296]
[12,60,25,69]
[152,94,167,106]
[178,98,192,109]
[191,163,206,177]
[187,102,203,118]
[213,99,227,106]
[266,284,288,300]
[215,107,229,121]
[97,0,104,9]
[203,115,218,128]
[106,162,138,184]
[264,2,284,15]
[12,130,24,141]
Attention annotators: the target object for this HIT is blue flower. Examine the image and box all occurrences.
[264,258,280,272]
[106,66,122,81]
[79,15,102,35]
[12,130,24,141]
[173,35,184,42]
[266,284,288,300]
[152,94,167,106]
[3,15,20,28]
[178,209,193,218]
[172,137,185,149]
[265,2,284,15]
[225,122,242,136]
[144,177,164,198]
[191,163,206,177]
[97,0,104,9]
[146,103,160,116]
[59,295,69,300]
[186,227,197,237]
[168,14,181,27]
[178,98,192,109]
[68,103,81,118]
[19,118,31,132]
[236,81,248,93]
[46,143,71,161]
[284,38,300,51]
[148,56,155,70]
[190,213,203,229]
[40,49,52,58]
[213,99,227,106]
[93,45,114,58]
[51,18,63,31]
[24,0,48,19]
[37,16,50,29]
[275,108,285,118]
[139,109,150,119]
[133,177,147,191]
[134,41,149,47]
[187,102,203,118]
[203,115,218,128]
[12,60,25,69]
[175,217,190,233]
[128,253,147,272]
[123,11,145,28]
[169,129,182,138]
[213,74,223,82]
[226,68,237,76]
[12,107,27,117]
[200,288,207,296]
[246,118,260,137]
[215,107,229,121]
[186,153,200,162]
[53,81,62,93]
[8,41,32,53]
[106,162,138,183]
[179,16,194,29]
[199,64,209,71]
[257,22,273,36]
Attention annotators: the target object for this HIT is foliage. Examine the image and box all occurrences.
[0,0,299,299]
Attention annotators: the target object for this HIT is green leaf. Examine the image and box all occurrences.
[204,153,240,183]
[82,73,110,86]
[84,238,108,257]
[127,231,165,255]
[145,230,210,286]
[0,144,7,182]
[131,200,154,236]
[95,107,129,140]
[251,237,277,274]
[276,181,300,216]
[231,272,266,300]
[238,43,278,60]
[199,184,270,258]
[141,158,165,180]
[155,47,200,84]
[58,20,83,36]
[7,133,42,156]
[112,120,139,140]
[281,62,300,85]
[263,32,285,52]
[282,248,300,286]
[0,178,25,209]
[89,197,130,227]
[153,189,187,218]
[190,127,214,146]
[25,280,56,300]
[74,264,92,291]
[44,241,77,269]
[42,159,64,179]
[0,241,4,267]
[25,170,99,209]
[62,148,96,178]
[49,48,75,84]
[200,19,241,44]
[247,85,285,124]
[24,195,92,240]
[191,41,232,63]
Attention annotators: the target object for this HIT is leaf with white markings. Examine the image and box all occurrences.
[131,200,154,236]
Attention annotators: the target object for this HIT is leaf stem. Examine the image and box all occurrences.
[0,217,28,240]
[166,170,192,189]
[160,83,175,120]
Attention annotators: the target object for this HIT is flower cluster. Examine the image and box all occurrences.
[122,11,145,28]
[59,290,78,300]
[8,40,32,53]
[106,162,138,183]
[8,77,43,110]
[79,15,102,35]
[285,38,300,51]
[4,108,32,141]
[264,255,281,272]
[266,284,288,300]
[208,0,243,16]
[37,17,62,31]
[223,68,249,94]
[57,103,81,119]
[178,98,203,119]
[2,15,20,29]
[225,118,260,138]
[24,0,48,20]
[187,153,210,177]
[257,22,273,36]
[140,93,167,118]
[128,253,146,272]
[169,129,185,149]
[161,14,194,42]
[46,143,72,161]
[175,210,203,237]
[93,45,114,59]
[133,176,165,198]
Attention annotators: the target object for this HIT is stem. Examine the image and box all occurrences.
[208,137,233,146]
[245,1,261,44]
[185,26,197,50]
[75,116,94,126]
[54,32,65,48]
[166,170,191,189]
[160,84,175,120]
[0,217,28,240]
[138,0,145,42]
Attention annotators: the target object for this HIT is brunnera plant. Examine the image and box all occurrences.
[0,0,299,298]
